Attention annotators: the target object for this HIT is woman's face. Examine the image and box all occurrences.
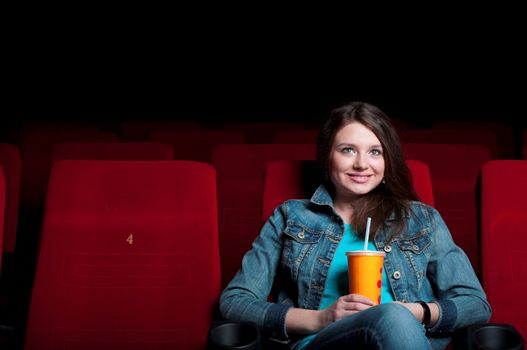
[328,122,385,203]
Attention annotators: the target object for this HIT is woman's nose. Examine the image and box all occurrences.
[353,154,368,170]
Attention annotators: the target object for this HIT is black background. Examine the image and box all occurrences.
[5,7,526,128]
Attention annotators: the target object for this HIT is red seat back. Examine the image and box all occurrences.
[406,160,435,208]
[404,143,492,274]
[262,160,322,222]
[24,160,220,350]
[262,159,434,224]
[399,129,498,159]
[20,130,118,208]
[149,130,245,163]
[222,122,305,143]
[481,160,527,341]
[52,142,174,162]
[119,121,200,141]
[432,121,514,159]
[212,144,317,287]
[272,130,319,144]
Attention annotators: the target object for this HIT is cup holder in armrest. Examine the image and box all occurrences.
[455,323,524,350]
[208,321,261,350]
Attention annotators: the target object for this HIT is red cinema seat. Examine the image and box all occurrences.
[119,121,200,141]
[20,130,118,209]
[480,160,527,341]
[222,122,305,143]
[406,160,435,208]
[24,160,220,350]
[148,130,245,163]
[0,144,21,253]
[432,121,514,159]
[399,129,498,159]
[403,143,492,275]
[261,160,323,222]
[272,129,319,144]
[51,142,174,162]
[212,144,317,287]
[262,159,434,224]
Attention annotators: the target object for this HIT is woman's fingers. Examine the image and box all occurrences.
[331,294,374,319]
[339,293,375,306]
[323,293,377,324]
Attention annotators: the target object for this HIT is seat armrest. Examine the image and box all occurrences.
[451,323,524,350]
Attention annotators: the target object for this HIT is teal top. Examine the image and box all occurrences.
[296,224,394,349]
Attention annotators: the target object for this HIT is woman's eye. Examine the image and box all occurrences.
[342,147,354,153]
[370,149,382,156]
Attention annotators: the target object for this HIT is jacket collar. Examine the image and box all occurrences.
[310,183,414,243]
[310,183,335,208]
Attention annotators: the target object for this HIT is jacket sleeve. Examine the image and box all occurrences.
[219,203,292,341]
[426,207,492,335]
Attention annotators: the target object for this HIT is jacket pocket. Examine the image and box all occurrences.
[398,231,431,254]
[282,222,323,279]
[284,222,324,244]
[396,230,431,288]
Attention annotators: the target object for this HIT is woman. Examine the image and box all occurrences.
[219,101,491,349]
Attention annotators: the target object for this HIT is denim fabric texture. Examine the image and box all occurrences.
[302,303,431,350]
[219,183,491,349]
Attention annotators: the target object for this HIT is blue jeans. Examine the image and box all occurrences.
[302,303,431,350]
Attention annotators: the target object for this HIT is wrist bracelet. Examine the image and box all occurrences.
[416,301,431,327]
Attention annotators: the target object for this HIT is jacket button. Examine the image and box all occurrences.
[298,231,305,239]
[393,271,401,279]
[384,245,392,253]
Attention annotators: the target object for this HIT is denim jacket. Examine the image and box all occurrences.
[220,184,491,349]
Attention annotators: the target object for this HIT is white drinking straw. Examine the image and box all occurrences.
[363,217,372,250]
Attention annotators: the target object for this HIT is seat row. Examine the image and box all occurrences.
[0,158,523,349]
[6,121,525,158]
[1,121,524,233]
[2,139,525,276]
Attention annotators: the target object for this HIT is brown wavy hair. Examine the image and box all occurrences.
[317,101,418,240]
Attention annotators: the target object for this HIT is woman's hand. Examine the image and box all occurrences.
[318,294,375,329]
[286,294,375,334]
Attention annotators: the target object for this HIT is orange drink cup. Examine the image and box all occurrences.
[346,250,386,305]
